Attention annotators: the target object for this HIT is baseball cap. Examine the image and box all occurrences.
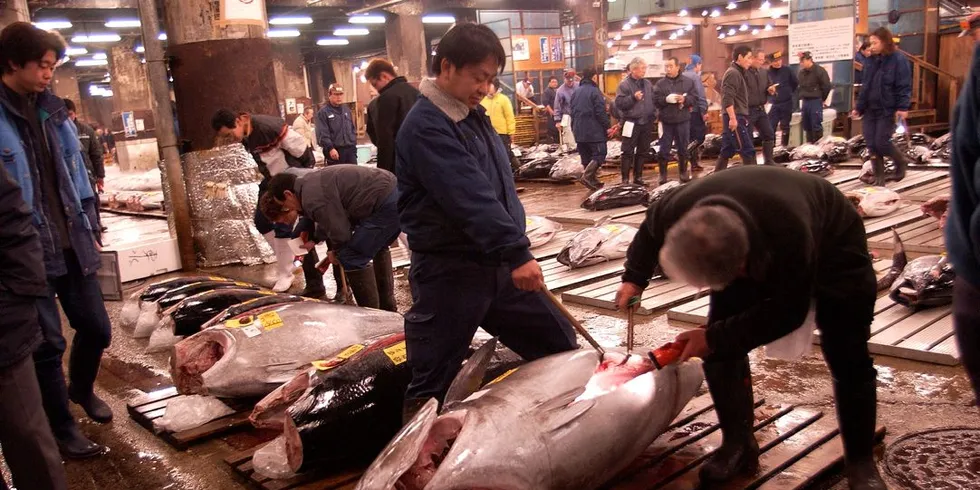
[328,83,344,94]
[960,13,980,37]
[564,69,577,80]
[798,51,813,61]
[689,54,702,65]
[768,51,783,62]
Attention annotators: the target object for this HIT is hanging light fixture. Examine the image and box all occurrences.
[719,33,727,39]
[656,40,663,46]
[761,1,771,10]
[711,9,722,17]
[765,23,774,31]
[669,33,678,40]
[728,28,737,35]
[702,10,710,16]
[740,24,749,31]
[752,28,760,34]
[614,33,622,41]
[727,2,738,10]
[679,9,689,16]
[607,40,614,47]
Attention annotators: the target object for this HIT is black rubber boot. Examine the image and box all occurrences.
[56,426,107,459]
[780,131,790,148]
[347,265,381,309]
[620,155,633,184]
[714,155,730,173]
[886,148,907,182]
[688,141,703,170]
[762,140,776,166]
[812,127,824,143]
[300,249,326,299]
[678,154,691,183]
[331,265,346,302]
[699,358,760,484]
[657,157,668,186]
[68,342,112,424]
[578,159,603,190]
[633,155,645,186]
[834,378,887,490]
[372,248,397,312]
[872,156,887,187]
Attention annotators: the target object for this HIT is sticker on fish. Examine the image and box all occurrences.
[383,341,408,365]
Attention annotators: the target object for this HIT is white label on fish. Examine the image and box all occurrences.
[242,325,263,338]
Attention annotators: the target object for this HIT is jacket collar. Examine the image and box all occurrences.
[0,84,66,124]
[692,195,771,282]
[420,77,470,123]
[380,76,408,95]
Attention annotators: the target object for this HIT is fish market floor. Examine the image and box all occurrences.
[9,171,977,490]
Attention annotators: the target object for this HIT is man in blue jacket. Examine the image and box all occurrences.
[615,57,657,185]
[569,66,610,190]
[683,54,709,170]
[767,51,798,147]
[0,22,110,459]
[315,83,357,165]
[653,57,696,184]
[395,23,577,420]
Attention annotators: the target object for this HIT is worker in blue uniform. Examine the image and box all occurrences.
[766,51,797,147]
[796,51,832,143]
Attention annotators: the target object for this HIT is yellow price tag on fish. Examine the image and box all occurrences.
[259,290,276,296]
[383,341,408,365]
[234,281,253,287]
[311,343,366,371]
[337,343,365,360]
[209,276,228,281]
[258,311,284,331]
[224,315,255,329]
[486,368,519,386]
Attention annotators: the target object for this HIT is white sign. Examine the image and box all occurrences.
[135,119,145,131]
[512,37,530,61]
[219,0,267,27]
[788,17,855,64]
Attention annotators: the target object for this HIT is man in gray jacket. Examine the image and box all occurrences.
[260,166,399,311]
[745,52,776,165]
[615,57,657,184]
[716,46,757,171]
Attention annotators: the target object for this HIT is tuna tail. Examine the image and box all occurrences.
[876,228,908,292]
[444,337,498,409]
[355,398,440,490]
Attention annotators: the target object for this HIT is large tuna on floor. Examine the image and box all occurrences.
[549,155,584,181]
[199,294,306,330]
[355,346,704,490]
[516,156,558,179]
[134,279,263,338]
[170,302,403,398]
[557,220,638,268]
[646,181,683,207]
[166,288,277,337]
[889,255,955,308]
[120,275,236,327]
[845,187,902,218]
[787,159,833,177]
[581,183,649,211]
[526,216,562,249]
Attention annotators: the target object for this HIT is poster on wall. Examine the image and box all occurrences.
[286,98,297,114]
[540,37,551,64]
[551,36,564,63]
[513,37,530,61]
[219,0,267,27]
[121,111,137,138]
[788,17,855,63]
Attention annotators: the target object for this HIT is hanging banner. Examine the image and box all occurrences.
[788,17,855,64]
[540,37,551,64]
[551,36,564,63]
[219,0,267,28]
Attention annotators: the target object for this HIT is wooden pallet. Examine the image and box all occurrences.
[546,205,647,226]
[542,257,626,291]
[902,177,951,203]
[837,169,947,194]
[867,217,944,254]
[387,230,577,270]
[607,394,886,490]
[862,203,930,236]
[514,177,577,184]
[838,160,949,169]
[126,386,257,450]
[390,246,410,269]
[826,168,862,185]
[226,448,363,490]
[562,276,702,315]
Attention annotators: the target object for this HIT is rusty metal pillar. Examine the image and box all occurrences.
[272,42,309,113]
[0,0,29,30]
[385,2,427,83]
[109,37,158,171]
[52,64,83,119]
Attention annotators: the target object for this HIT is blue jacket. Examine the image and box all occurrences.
[857,51,912,114]
[569,80,611,144]
[767,65,798,104]
[315,103,356,150]
[682,68,708,113]
[0,88,100,278]
[554,81,578,122]
[854,51,870,84]
[947,44,980,288]
[396,79,533,270]
[615,75,657,125]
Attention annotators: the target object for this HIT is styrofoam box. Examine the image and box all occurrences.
[106,236,182,283]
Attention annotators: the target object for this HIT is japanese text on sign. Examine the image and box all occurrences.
[788,17,855,64]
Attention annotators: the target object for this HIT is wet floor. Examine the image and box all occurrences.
[5,170,978,490]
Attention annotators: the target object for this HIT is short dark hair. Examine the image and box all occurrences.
[0,22,67,75]
[732,45,752,62]
[63,98,76,112]
[667,57,679,66]
[581,66,599,82]
[266,172,298,201]
[364,58,396,81]
[548,76,558,83]
[259,192,288,222]
[211,108,238,132]
[431,23,506,75]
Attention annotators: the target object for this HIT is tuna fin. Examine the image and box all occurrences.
[877,228,907,292]
[534,390,595,433]
[355,398,439,490]
[444,337,498,409]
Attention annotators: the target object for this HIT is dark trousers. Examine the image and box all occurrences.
[546,119,560,143]
[720,113,756,163]
[577,141,608,168]
[953,277,980,406]
[768,101,793,143]
[748,106,775,141]
[1,353,68,490]
[325,145,358,166]
[404,253,578,401]
[862,109,897,156]
[621,121,654,161]
[659,121,691,161]
[689,110,706,145]
[292,217,323,293]
[336,190,401,271]
[498,134,520,170]
[34,249,112,438]
[801,98,824,132]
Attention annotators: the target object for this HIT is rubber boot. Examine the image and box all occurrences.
[347,265,381,309]
[812,127,824,143]
[688,141,703,171]
[67,342,112,423]
[780,131,790,148]
[578,159,603,191]
[633,155,645,186]
[699,358,761,483]
[657,157,668,186]
[872,156,887,187]
[714,155,730,172]
[620,155,633,184]
[762,140,776,166]
[300,248,326,299]
[886,148,907,182]
[264,232,295,293]
[834,378,887,489]
[678,154,691,183]
[56,426,106,459]
[372,248,397,312]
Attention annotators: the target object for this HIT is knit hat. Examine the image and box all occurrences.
[689,54,702,66]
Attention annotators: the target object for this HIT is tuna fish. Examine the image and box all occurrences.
[166,288,278,337]
[581,183,649,211]
[170,302,403,398]
[526,216,562,249]
[516,156,558,179]
[120,275,236,327]
[199,294,306,330]
[355,346,704,490]
[646,181,683,207]
[773,145,792,164]
[134,279,263,338]
[557,220,638,269]
[787,159,833,177]
[549,155,585,181]
[845,187,902,218]
[789,145,825,161]
[889,254,955,308]
[877,229,908,292]
[252,335,523,476]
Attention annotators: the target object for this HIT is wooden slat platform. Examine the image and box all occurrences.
[126,387,256,450]
[514,177,577,185]
[542,257,626,291]
[826,168,862,185]
[390,246,410,269]
[867,218,945,254]
[862,203,930,236]
[902,177,951,202]
[838,160,949,169]
[387,230,577,270]
[837,169,947,194]
[562,276,702,315]
[607,394,886,490]
[546,205,647,226]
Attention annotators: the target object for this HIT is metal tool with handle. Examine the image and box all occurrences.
[626,295,641,356]
[542,288,606,360]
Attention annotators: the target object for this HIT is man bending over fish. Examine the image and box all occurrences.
[395,23,579,421]
[260,166,399,312]
[615,165,885,490]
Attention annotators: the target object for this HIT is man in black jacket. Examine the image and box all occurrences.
[365,59,420,174]
[569,66,610,190]
[797,51,832,143]
[0,164,68,490]
[746,52,776,165]
[542,76,560,143]
[615,57,657,185]
[716,46,756,171]
[653,57,696,184]
[615,166,885,490]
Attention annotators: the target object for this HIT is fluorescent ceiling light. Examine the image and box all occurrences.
[317,38,349,46]
[740,24,749,31]
[333,27,369,36]
[649,28,657,35]
[348,14,385,24]
[685,24,694,30]
[761,1,771,10]
[158,33,167,40]
[710,9,721,17]
[72,33,122,43]
[679,9,689,16]
[105,19,141,28]
[629,16,639,24]
[719,33,726,39]
[606,40,613,48]
[752,28,760,34]
[765,23,774,30]
[270,16,313,25]
[655,40,663,46]
[728,28,737,35]
[422,15,455,24]
[702,10,709,16]
[727,2,737,9]
[614,33,622,40]
[135,45,145,53]
[268,29,301,38]
[76,59,109,67]
[65,46,88,56]
[643,34,651,40]
[33,20,73,30]
[93,52,107,60]
[669,33,677,40]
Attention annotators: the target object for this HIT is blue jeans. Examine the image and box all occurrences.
[801,98,824,132]
[403,252,578,401]
[33,249,112,438]
[862,109,897,157]
[659,120,691,161]
[720,113,756,162]
[337,190,401,270]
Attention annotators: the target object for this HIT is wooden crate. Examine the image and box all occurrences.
[126,387,257,450]
[546,204,647,226]
[562,276,702,315]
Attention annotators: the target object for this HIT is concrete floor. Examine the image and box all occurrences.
[6,167,978,490]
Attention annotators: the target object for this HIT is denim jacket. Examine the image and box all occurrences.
[0,88,100,277]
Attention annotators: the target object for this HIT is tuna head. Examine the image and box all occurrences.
[889,255,955,308]
[525,216,562,249]
[846,187,901,218]
[557,222,638,269]
[581,184,650,211]
[357,349,704,490]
